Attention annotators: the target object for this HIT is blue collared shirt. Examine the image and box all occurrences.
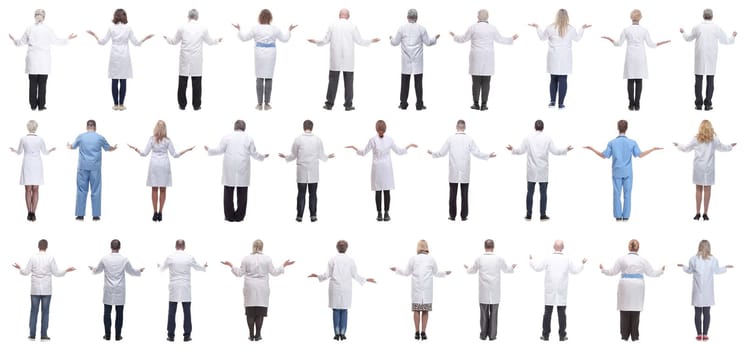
[602,135,640,178]
[72,131,111,170]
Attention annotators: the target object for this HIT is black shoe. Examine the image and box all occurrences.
[193,107,201,111]
[489,337,496,341]
[383,212,391,221]
[559,336,568,341]
[548,102,556,107]
[115,336,123,341]
[416,104,426,110]
[28,336,36,341]
[157,212,162,221]
[184,336,192,342]
[695,105,703,110]
[461,217,468,221]
[448,217,455,221]
[704,105,713,111]
[540,215,550,221]
[152,212,158,222]
[339,335,346,341]
[398,104,408,110]
[693,213,701,220]
[179,106,186,110]
[322,105,332,110]
[334,335,340,341]
[103,335,110,341]
[40,336,50,341]
[93,216,101,221]
[615,218,623,221]
[310,216,318,222]
[415,332,420,340]
[622,218,629,221]
[31,213,36,221]
[166,337,174,342]
[75,216,84,221]
[628,104,634,111]
[558,104,566,109]
[345,106,355,111]
[479,335,487,340]
[634,104,640,111]
[27,213,33,221]
[480,105,488,111]
[702,213,709,221]
[38,107,47,111]
[295,217,302,222]
[525,215,532,221]
[376,213,383,221]
[470,104,480,110]
[540,335,549,341]
[420,332,427,340]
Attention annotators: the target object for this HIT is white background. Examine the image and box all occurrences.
[0,0,743,349]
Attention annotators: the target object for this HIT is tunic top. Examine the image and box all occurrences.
[13,22,68,74]
[453,22,513,76]
[676,137,733,186]
[357,135,408,191]
[602,135,641,178]
[71,131,112,171]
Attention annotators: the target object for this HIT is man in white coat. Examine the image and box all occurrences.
[164,9,221,111]
[680,9,737,111]
[428,120,495,221]
[159,239,207,342]
[529,240,586,341]
[309,8,380,111]
[205,120,268,222]
[390,9,438,110]
[507,120,572,221]
[464,239,515,341]
[89,239,144,341]
[279,120,335,222]
[451,9,518,111]
[13,239,75,341]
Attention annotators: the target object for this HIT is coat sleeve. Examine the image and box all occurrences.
[682,256,694,273]
[453,25,472,43]
[190,257,206,272]
[160,257,170,272]
[432,258,447,278]
[643,29,656,49]
[717,27,736,45]
[49,257,67,277]
[13,28,30,46]
[285,138,299,162]
[500,257,515,273]
[248,140,266,161]
[712,257,728,274]
[316,259,333,282]
[129,29,144,46]
[612,29,626,47]
[422,27,437,46]
[165,28,182,45]
[511,138,528,155]
[677,138,698,152]
[641,258,664,277]
[39,138,50,155]
[350,260,366,285]
[238,27,255,42]
[352,25,372,46]
[469,138,491,160]
[356,138,375,156]
[569,260,584,274]
[97,28,112,45]
[275,26,291,43]
[601,257,622,276]
[395,257,414,276]
[430,138,450,158]
[529,258,546,272]
[19,258,33,276]
[267,258,285,277]
[493,28,514,45]
[139,137,153,156]
[316,26,332,46]
[318,138,329,162]
[681,27,697,42]
[202,28,219,45]
[168,140,180,158]
[572,26,585,42]
[535,26,548,41]
[124,259,142,276]
[206,137,228,156]
[390,139,408,156]
[714,137,734,152]
[230,260,245,277]
[91,260,105,274]
[390,27,402,46]
[548,138,569,156]
[465,257,479,274]
[15,138,24,155]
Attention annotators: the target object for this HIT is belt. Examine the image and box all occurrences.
[256,42,276,48]
[621,273,643,279]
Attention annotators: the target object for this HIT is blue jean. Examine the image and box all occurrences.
[167,302,192,338]
[332,309,348,335]
[30,295,51,338]
[76,168,102,217]
[612,176,633,219]
[526,182,548,217]
[549,75,568,106]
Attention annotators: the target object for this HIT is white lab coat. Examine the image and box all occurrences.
[284,132,328,183]
[611,25,657,79]
[431,132,490,183]
[92,253,142,305]
[390,22,437,75]
[231,253,284,307]
[15,134,50,185]
[315,254,366,309]
[535,24,585,75]
[207,131,266,187]
[13,23,68,74]
[396,253,447,304]
[601,253,663,311]
[160,250,206,302]
[453,22,513,76]
[165,20,219,76]
[682,255,727,307]
[97,23,145,79]
[19,252,68,295]
[466,252,514,304]
[682,21,736,75]
[511,131,568,183]
[530,252,584,306]
[357,135,408,191]
[139,137,181,187]
[239,24,290,78]
[315,19,372,72]
[677,137,733,186]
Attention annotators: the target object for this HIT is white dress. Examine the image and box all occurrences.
[315,254,367,309]
[395,253,447,305]
[612,25,657,79]
[97,23,145,79]
[601,253,663,311]
[535,24,584,75]
[15,134,50,185]
[682,255,727,307]
[390,22,437,75]
[230,253,284,307]
[676,137,733,186]
[13,23,68,74]
[682,21,736,75]
[239,24,290,78]
[453,22,514,76]
[138,137,181,187]
[357,135,407,191]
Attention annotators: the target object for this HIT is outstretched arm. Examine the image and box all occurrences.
[638,146,663,158]
[583,146,606,159]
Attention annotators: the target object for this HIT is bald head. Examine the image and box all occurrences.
[175,239,186,250]
[339,8,350,19]
[553,240,564,252]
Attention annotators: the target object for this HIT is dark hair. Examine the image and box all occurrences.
[456,120,466,129]
[234,120,246,131]
[336,240,348,253]
[258,9,273,24]
[534,119,544,131]
[484,239,494,249]
[38,239,48,250]
[617,120,628,133]
[111,239,121,250]
[303,120,314,131]
[87,119,97,128]
[175,239,185,250]
[112,9,128,24]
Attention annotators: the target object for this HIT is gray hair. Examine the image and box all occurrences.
[703,8,713,20]
[27,120,38,133]
[252,239,264,254]
[407,9,418,22]
[34,9,46,23]
[477,9,489,22]
[188,9,199,20]
[234,120,246,131]
[456,119,466,130]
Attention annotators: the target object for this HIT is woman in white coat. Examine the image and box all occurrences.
[233,9,297,111]
[87,9,154,111]
[221,240,294,341]
[677,240,733,341]
[346,120,417,222]
[601,9,670,111]
[674,120,735,220]
[600,239,664,342]
[529,9,591,109]
[127,120,194,222]
[10,120,55,221]
[391,240,451,341]
[309,240,375,341]
[10,9,76,111]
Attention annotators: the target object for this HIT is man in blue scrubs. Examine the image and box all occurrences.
[67,120,117,220]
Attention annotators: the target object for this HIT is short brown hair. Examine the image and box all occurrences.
[38,239,48,250]
[112,9,128,24]
[336,240,348,253]
[617,120,628,134]
[258,9,272,24]
[628,239,639,252]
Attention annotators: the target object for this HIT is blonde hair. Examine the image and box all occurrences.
[630,9,642,22]
[628,239,640,252]
[696,120,715,143]
[153,120,168,143]
[34,9,46,23]
[417,240,429,254]
[697,240,712,259]
[252,239,264,254]
[554,9,570,37]
[27,120,38,133]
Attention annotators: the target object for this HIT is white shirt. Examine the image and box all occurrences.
[466,252,514,304]
[601,252,663,311]
[207,131,266,187]
[677,136,733,186]
[454,22,513,76]
[231,253,285,307]
[160,250,206,302]
[284,132,329,183]
[315,18,372,71]
[431,132,490,183]
[315,254,367,309]
[18,251,68,295]
[511,131,568,182]
[682,21,736,75]
[390,22,437,75]
[357,135,408,191]
[611,25,658,79]
[13,22,68,74]
[396,253,447,304]
[682,255,727,307]
[535,24,585,75]
[530,252,584,306]
[165,20,219,76]
[92,253,142,305]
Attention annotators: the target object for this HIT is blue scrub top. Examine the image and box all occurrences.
[602,135,641,178]
[72,131,111,170]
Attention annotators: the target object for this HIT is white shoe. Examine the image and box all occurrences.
[255,104,263,111]
[264,104,272,110]
[119,105,127,111]
[112,105,119,110]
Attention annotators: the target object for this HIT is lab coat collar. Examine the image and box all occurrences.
[552,251,563,254]
[627,252,638,255]
[455,131,466,135]
[303,131,314,136]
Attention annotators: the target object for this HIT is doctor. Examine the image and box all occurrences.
[205,120,268,222]
[507,119,571,221]
[680,9,737,111]
[529,240,586,341]
[164,9,222,111]
[464,239,515,341]
[90,239,144,341]
[159,239,207,342]
[451,9,517,111]
[390,9,438,110]
[309,240,375,341]
[67,120,117,221]
[11,120,56,222]
[9,9,76,111]
[309,8,381,111]
[428,119,494,221]
[279,120,335,222]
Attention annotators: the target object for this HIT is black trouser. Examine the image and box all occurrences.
[620,310,640,341]
[479,303,499,340]
[245,307,267,338]
[103,304,124,338]
[28,74,48,110]
[167,301,192,339]
[297,183,318,218]
[542,305,567,338]
[449,183,469,220]
[375,190,390,213]
[400,74,423,108]
[471,75,491,106]
[627,79,642,108]
[694,306,711,335]
[526,182,548,217]
[224,186,248,222]
[256,78,273,105]
[177,76,202,109]
[325,71,353,108]
[111,79,127,105]
[694,75,714,108]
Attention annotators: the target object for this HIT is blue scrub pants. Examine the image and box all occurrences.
[612,176,632,219]
[76,168,102,217]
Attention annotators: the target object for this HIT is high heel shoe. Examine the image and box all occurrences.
[152,212,158,222]
[693,213,701,220]
[420,332,427,340]
[414,332,420,340]
[157,212,162,221]
[702,213,709,221]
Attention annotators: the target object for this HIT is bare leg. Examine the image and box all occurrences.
[151,187,158,212]
[159,187,167,212]
[421,311,429,333]
[703,186,711,214]
[413,311,420,332]
[30,186,39,212]
[24,185,33,212]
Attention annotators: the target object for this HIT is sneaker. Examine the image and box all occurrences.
[344,106,355,111]
[295,217,302,222]
[255,104,263,111]
[559,336,568,341]
[540,336,549,341]
[166,337,174,342]
[28,336,35,341]
[264,104,272,110]
[548,102,556,108]
[480,105,488,111]
[703,335,709,341]
[119,105,127,111]
[112,105,119,111]
[696,335,703,341]
[322,105,332,110]
[184,336,192,342]
[448,217,455,221]
[525,215,532,221]
[558,104,566,109]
